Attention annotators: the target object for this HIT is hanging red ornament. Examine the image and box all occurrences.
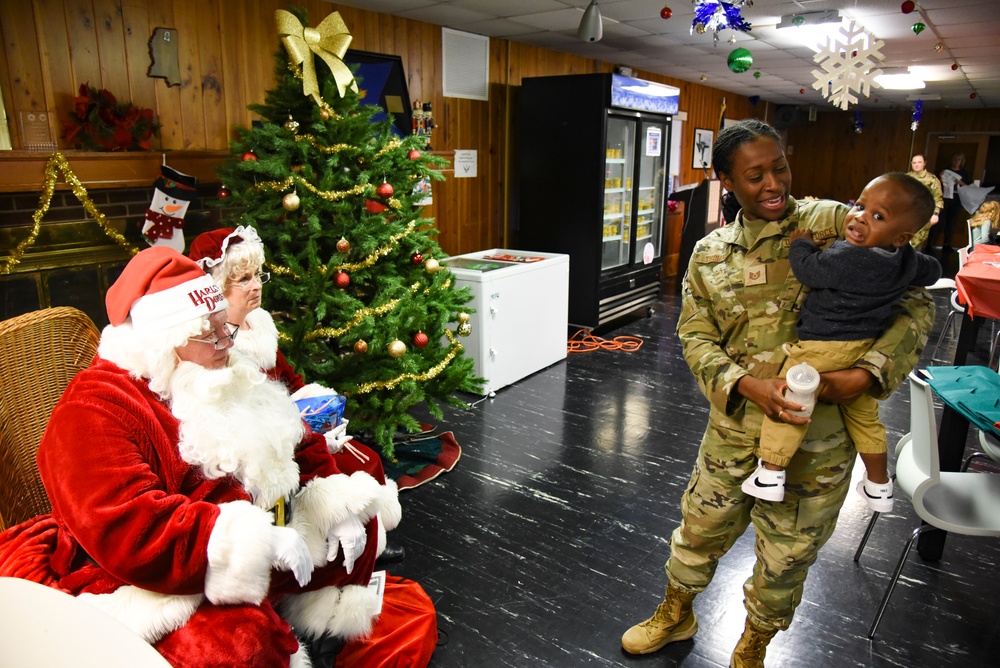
[353,340,368,354]
[377,181,394,198]
[242,151,257,161]
[217,184,230,199]
[408,149,422,160]
[413,331,429,349]
[799,89,805,94]
[336,237,351,253]
[411,252,424,265]
[971,92,978,99]
[900,1,915,14]
[365,199,387,214]
[334,271,350,289]
[951,63,959,71]
[660,6,672,20]
[320,109,330,120]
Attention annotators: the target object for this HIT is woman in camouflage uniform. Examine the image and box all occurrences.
[622,120,935,667]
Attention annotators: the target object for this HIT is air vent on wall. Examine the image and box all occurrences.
[442,28,489,101]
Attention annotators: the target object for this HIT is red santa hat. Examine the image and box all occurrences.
[188,225,263,270]
[107,246,227,332]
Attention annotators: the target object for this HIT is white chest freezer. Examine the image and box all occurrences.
[442,249,570,395]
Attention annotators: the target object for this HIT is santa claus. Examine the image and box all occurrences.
[0,246,388,667]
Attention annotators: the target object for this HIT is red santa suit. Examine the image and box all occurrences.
[0,247,386,668]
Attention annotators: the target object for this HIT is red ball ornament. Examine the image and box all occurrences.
[336,237,350,253]
[660,6,672,20]
[217,185,230,199]
[242,151,257,161]
[799,89,805,94]
[334,271,350,289]
[320,109,330,120]
[411,252,424,265]
[365,199,388,214]
[408,149,422,160]
[413,331,429,349]
[971,92,978,99]
[353,340,368,354]
[377,182,394,198]
[900,0,915,14]
[951,63,959,71]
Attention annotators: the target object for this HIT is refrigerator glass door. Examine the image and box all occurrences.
[602,116,635,270]
[634,120,667,265]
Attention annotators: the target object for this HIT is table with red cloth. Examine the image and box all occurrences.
[918,244,1000,560]
[956,244,1000,319]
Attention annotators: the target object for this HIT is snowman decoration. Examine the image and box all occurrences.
[142,165,198,253]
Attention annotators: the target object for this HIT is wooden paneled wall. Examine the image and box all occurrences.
[5,0,992,258]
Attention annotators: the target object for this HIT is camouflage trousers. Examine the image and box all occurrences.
[665,411,853,632]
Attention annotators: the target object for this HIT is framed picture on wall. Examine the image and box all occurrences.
[693,128,714,170]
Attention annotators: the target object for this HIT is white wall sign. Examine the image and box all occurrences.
[454,150,478,178]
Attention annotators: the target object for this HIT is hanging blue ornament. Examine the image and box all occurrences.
[691,1,753,45]
[911,99,923,131]
[748,95,760,105]
[854,110,864,134]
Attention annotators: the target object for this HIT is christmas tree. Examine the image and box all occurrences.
[214,8,482,458]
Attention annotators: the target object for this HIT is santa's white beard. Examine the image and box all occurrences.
[168,352,304,509]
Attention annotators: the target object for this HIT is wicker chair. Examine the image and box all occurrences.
[0,307,99,532]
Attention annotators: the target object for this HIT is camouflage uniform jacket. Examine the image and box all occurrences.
[677,197,935,440]
[907,169,944,214]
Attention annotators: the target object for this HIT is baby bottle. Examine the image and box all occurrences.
[784,362,820,418]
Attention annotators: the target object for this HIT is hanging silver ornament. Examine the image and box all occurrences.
[284,115,300,133]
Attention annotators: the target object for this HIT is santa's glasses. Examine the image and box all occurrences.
[234,272,270,291]
[187,323,240,350]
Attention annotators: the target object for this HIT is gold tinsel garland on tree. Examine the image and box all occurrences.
[347,330,464,396]
[1,152,140,275]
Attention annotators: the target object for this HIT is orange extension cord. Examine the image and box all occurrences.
[567,328,644,354]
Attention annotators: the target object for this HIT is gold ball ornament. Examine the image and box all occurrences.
[695,23,706,34]
[336,237,351,253]
[282,192,301,211]
[284,116,300,132]
[388,339,407,358]
[457,312,471,323]
[353,340,369,354]
[424,257,440,273]
[320,109,330,120]
[458,322,472,337]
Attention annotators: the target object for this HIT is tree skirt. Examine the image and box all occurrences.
[380,430,462,491]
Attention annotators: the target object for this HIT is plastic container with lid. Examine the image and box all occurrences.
[784,362,820,417]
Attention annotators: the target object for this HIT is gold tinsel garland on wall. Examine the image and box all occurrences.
[1,152,140,275]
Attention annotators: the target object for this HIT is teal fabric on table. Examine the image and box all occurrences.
[924,366,1000,435]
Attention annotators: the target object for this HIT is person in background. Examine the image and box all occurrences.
[906,153,943,250]
[621,120,934,667]
[188,226,404,566]
[742,173,941,511]
[930,152,973,253]
[0,247,386,667]
[968,200,999,247]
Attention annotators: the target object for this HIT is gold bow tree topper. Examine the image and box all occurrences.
[275,9,358,105]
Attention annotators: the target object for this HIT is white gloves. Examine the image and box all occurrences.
[324,418,352,453]
[327,514,367,574]
[269,525,314,586]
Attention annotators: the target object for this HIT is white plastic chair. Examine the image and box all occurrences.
[854,371,1000,639]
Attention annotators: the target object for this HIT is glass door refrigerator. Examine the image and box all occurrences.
[519,73,679,329]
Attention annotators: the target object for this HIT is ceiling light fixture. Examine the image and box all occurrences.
[578,1,603,42]
[874,68,926,90]
[776,10,845,51]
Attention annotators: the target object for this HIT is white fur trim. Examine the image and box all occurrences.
[280,584,379,641]
[291,473,382,541]
[130,274,226,333]
[204,501,276,605]
[377,478,402,532]
[290,645,313,668]
[78,586,202,644]
[376,516,387,557]
[237,308,280,370]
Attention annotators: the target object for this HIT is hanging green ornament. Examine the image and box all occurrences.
[792,15,805,26]
[753,70,761,79]
[911,21,925,35]
[727,47,753,74]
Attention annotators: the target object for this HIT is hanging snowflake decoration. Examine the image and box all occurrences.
[811,19,885,110]
[911,99,923,131]
[691,1,753,46]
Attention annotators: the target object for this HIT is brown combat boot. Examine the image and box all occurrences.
[729,617,777,668]
[621,584,698,655]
